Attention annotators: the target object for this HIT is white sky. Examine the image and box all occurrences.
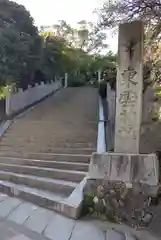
[15,0,118,53]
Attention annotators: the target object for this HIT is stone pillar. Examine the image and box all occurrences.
[88,21,159,194]
[65,73,68,88]
[106,83,116,151]
[114,21,143,154]
[86,21,159,227]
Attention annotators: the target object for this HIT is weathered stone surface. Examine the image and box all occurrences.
[148,205,161,238]
[124,233,137,240]
[89,153,111,179]
[0,194,8,202]
[142,85,156,124]
[106,229,137,240]
[131,155,159,186]
[106,229,125,240]
[0,197,21,218]
[110,155,131,182]
[89,153,159,188]
[8,202,37,224]
[106,83,116,151]
[44,213,75,240]
[83,180,153,228]
[70,222,105,240]
[114,21,144,154]
[11,235,32,240]
[24,207,54,234]
[0,223,17,239]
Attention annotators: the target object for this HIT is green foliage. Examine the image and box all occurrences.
[68,78,86,87]
[40,26,116,86]
[97,0,161,84]
[90,54,116,73]
[0,1,117,90]
[97,0,161,32]
[41,20,107,54]
[0,25,42,86]
[40,36,68,79]
[0,0,41,88]
[0,0,37,35]
[82,194,95,216]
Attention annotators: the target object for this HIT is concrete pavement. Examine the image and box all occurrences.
[0,193,159,240]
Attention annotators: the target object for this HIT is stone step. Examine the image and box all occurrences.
[8,125,97,131]
[0,146,94,155]
[13,119,98,123]
[0,152,91,163]
[0,180,67,213]
[9,122,97,129]
[0,139,95,148]
[0,157,89,171]
[7,122,97,129]
[0,141,95,149]
[5,125,97,133]
[0,171,77,196]
[2,136,96,144]
[0,163,86,182]
[6,131,96,137]
[4,130,96,136]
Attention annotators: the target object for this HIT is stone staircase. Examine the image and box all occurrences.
[0,87,98,216]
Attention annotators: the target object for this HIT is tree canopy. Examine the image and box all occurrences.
[97,0,161,84]
[40,20,108,54]
[0,0,42,88]
[98,0,161,56]
[0,0,116,91]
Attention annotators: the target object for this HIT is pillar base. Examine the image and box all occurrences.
[89,152,159,195]
[83,179,155,228]
[82,152,159,227]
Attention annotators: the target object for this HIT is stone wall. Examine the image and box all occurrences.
[139,85,160,154]
[107,83,116,125]
[142,85,156,124]
[6,81,61,116]
[106,83,116,151]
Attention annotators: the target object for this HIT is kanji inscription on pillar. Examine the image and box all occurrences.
[115,21,144,153]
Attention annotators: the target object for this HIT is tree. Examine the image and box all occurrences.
[41,20,108,54]
[98,0,161,54]
[97,0,161,85]
[39,35,72,79]
[0,1,116,89]
[40,24,117,85]
[77,20,108,54]
[98,1,161,28]
[39,20,111,86]
[0,0,37,35]
[0,0,41,88]
[41,21,76,48]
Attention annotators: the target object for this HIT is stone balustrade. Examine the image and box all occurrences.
[6,80,62,116]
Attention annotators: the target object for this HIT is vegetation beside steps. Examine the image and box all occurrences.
[82,180,156,229]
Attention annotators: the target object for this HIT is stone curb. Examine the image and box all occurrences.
[60,177,88,219]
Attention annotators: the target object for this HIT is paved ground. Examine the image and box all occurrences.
[0,193,159,240]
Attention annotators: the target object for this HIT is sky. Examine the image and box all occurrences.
[15,0,118,53]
